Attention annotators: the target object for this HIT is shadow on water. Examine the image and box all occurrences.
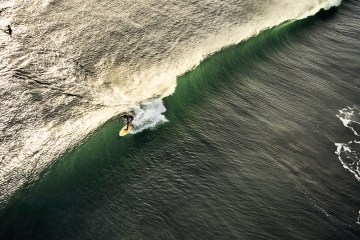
[1,6,357,240]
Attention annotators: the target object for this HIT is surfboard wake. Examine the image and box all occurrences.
[131,99,168,134]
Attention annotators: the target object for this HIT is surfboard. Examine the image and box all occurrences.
[119,124,133,136]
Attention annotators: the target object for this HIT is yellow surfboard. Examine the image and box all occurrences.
[119,124,133,136]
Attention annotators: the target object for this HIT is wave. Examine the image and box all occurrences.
[0,0,343,204]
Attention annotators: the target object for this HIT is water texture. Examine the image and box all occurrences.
[1,0,360,239]
[0,0,342,202]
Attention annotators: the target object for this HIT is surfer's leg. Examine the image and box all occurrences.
[127,119,133,130]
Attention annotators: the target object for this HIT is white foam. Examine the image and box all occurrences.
[297,0,342,19]
[334,141,360,181]
[335,143,344,154]
[131,99,168,134]
[337,106,360,136]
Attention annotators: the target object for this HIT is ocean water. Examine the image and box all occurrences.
[1,0,360,239]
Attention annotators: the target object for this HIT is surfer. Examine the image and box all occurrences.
[120,114,134,131]
[4,25,12,36]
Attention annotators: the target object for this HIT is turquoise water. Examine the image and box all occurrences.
[1,0,360,239]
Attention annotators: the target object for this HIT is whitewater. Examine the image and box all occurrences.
[0,0,342,203]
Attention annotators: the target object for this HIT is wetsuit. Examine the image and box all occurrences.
[5,25,12,36]
[122,114,134,130]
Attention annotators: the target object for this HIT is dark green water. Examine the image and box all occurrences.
[1,1,360,239]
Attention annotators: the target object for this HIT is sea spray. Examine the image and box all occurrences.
[131,100,168,134]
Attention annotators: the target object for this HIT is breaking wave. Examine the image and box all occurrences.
[0,0,343,203]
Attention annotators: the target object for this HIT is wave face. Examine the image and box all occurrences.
[0,0,341,202]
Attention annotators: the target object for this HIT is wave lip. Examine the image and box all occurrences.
[297,0,342,19]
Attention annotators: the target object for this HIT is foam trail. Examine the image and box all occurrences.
[335,106,360,224]
[335,106,360,180]
[131,100,168,134]
[336,106,360,136]
[334,142,360,181]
